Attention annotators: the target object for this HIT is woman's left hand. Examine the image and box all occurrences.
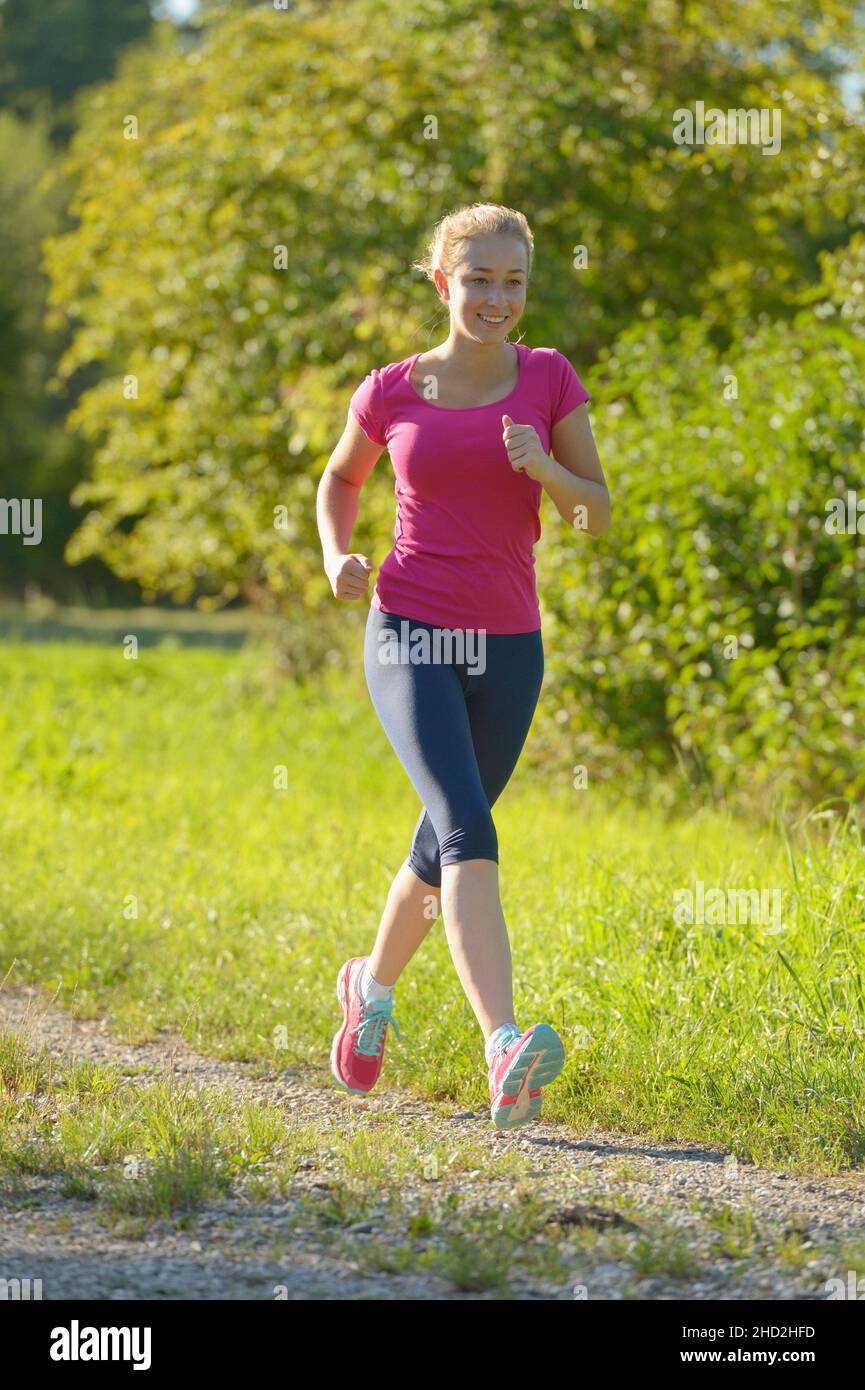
[501,415,553,484]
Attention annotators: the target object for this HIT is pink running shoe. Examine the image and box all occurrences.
[330,957,401,1095]
[488,1023,565,1129]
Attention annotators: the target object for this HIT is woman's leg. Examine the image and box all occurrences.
[366,859,512,1037]
[439,629,544,1035]
[366,859,440,988]
[363,609,543,1037]
[440,859,515,1036]
[363,607,499,1007]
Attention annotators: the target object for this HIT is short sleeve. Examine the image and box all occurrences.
[349,368,388,446]
[549,350,590,424]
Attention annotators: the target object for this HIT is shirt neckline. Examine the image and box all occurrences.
[406,342,524,412]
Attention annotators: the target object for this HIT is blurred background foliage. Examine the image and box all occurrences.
[536,309,865,805]
[1,0,864,806]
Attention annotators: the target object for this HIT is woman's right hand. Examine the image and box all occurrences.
[325,552,375,601]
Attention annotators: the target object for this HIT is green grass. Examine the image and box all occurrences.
[0,1026,584,1290]
[0,1028,856,1295]
[1,640,865,1172]
[352,1192,567,1293]
[693,1201,762,1260]
[0,1027,293,1219]
[0,1026,528,1223]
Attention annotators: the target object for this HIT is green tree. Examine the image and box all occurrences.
[538,301,865,806]
[42,0,865,610]
[0,111,96,597]
[0,0,160,599]
[0,0,154,134]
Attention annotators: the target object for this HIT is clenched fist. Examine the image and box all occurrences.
[326,552,375,601]
[502,414,553,484]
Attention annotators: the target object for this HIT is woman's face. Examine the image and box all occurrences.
[435,234,528,344]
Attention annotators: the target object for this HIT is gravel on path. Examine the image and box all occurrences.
[1,983,863,1301]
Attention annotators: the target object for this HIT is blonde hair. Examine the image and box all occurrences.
[412,202,534,284]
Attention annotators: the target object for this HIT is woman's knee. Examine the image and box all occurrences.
[406,853,442,892]
[437,806,498,868]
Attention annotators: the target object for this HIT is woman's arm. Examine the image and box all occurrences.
[502,404,611,537]
[316,408,385,599]
[544,403,610,535]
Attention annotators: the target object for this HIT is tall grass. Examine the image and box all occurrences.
[1,640,863,1171]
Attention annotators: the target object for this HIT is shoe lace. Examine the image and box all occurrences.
[353,996,401,1056]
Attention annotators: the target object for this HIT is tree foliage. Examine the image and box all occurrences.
[0,0,153,127]
[0,0,157,599]
[539,301,865,804]
[0,111,101,597]
[37,0,865,800]
[43,0,865,608]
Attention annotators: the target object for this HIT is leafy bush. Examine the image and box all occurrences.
[538,308,865,806]
[41,0,862,609]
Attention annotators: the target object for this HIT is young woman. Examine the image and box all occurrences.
[316,203,610,1129]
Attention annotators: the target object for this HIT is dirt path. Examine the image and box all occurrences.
[1,983,863,1301]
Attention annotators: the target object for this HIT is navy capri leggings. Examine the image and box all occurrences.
[364,606,544,888]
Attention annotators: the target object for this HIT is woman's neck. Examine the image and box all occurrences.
[429,335,517,382]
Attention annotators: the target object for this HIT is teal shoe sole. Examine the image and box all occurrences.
[491,1024,565,1129]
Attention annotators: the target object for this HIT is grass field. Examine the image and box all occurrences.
[1,637,864,1175]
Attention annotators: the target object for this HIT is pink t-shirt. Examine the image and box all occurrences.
[349,342,590,633]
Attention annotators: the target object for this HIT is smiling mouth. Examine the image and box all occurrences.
[478,314,508,324]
